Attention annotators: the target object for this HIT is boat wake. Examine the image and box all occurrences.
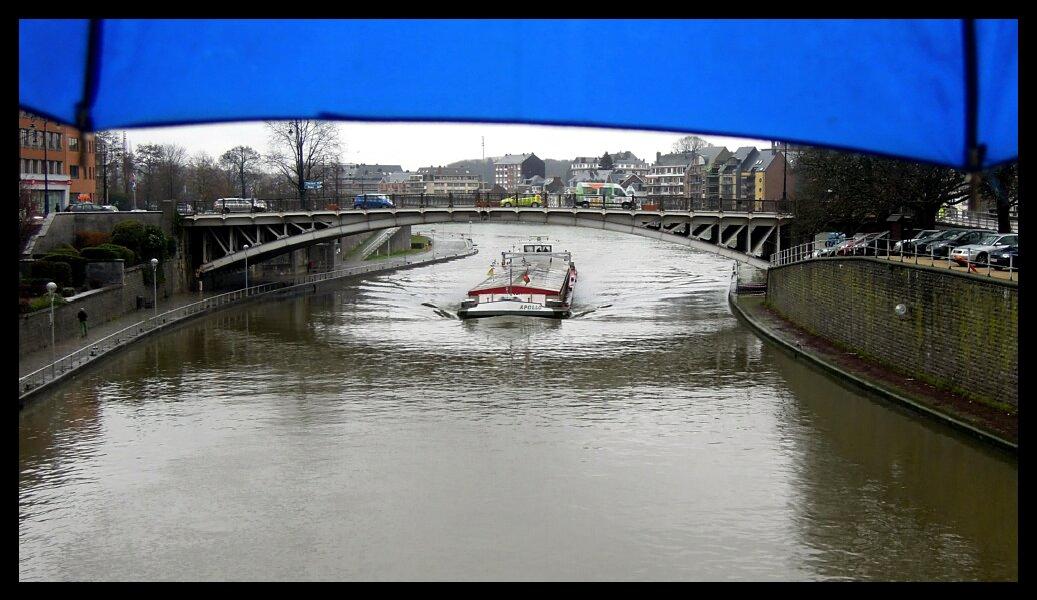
[569,303,612,319]
[421,302,458,319]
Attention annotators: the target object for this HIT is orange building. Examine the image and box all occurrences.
[19,110,96,214]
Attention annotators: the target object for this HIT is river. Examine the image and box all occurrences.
[18,223,1017,581]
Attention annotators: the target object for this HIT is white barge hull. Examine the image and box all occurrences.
[457,299,569,319]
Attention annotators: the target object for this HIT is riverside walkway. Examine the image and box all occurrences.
[19,236,475,403]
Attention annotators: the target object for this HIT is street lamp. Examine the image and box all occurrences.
[243,244,250,291]
[46,281,57,374]
[150,258,159,320]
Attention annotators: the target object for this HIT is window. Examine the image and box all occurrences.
[70,165,80,179]
[69,137,79,151]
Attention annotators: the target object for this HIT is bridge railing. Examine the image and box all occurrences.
[181,194,795,215]
[771,235,1019,281]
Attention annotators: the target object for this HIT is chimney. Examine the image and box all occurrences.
[656,151,661,161]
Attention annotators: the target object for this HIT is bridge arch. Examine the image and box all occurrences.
[184,208,786,276]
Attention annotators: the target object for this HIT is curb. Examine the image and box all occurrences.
[727,291,1017,452]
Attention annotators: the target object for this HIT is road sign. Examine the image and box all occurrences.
[304,180,323,190]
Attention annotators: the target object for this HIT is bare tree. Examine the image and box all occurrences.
[265,120,341,209]
[160,143,188,200]
[187,152,232,203]
[220,145,262,198]
[673,135,708,154]
[94,131,123,205]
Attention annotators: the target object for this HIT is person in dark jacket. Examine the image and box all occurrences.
[77,308,88,337]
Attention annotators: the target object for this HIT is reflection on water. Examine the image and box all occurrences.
[19,224,1016,581]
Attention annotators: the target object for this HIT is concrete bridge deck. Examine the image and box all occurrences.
[181,205,792,275]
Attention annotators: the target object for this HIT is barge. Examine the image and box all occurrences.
[458,238,577,319]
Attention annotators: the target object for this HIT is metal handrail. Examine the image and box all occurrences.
[771,236,1019,282]
[19,240,478,397]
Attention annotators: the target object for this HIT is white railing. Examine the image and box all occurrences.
[18,240,477,399]
[770,236,1019,281]
[937,209,1019,233]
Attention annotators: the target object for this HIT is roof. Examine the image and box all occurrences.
[750,149,780,171]
[494,153,534,165]
[468,253,572,296]
[342,163,403,177]
[654,151,698,166]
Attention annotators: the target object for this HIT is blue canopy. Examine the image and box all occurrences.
[19,19,1017,170]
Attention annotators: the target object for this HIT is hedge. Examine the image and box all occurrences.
[80,246,123,261]
[96,243,136,265]
[41,253,87,286]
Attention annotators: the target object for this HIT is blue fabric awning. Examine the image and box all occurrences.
[19,19,1017,170]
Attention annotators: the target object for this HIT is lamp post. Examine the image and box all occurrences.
[243,244,250,292]
[150,258,159,320]
[46,281,57,375]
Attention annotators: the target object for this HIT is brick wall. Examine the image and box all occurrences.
[766,258,1017,407]
[20,260,176,356]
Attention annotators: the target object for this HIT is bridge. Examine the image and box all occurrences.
[179,196,794,278]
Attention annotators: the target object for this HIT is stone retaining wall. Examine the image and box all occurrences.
[19,261,176,356]
[766,258,1017,408]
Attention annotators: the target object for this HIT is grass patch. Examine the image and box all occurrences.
[365,235,432,261]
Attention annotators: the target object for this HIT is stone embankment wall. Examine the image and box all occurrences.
[26,211,166,257]
[766,258,1017,408]
[19,261,177,356]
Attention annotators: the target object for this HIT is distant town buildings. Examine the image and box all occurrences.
[19,110,97,213]
[417,166,481,195]
[336,163,402,195]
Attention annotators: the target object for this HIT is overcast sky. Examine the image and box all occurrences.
[112,121,773,171]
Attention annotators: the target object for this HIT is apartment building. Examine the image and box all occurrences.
[337,163,402,195]
[683,146,731,198]
[378,171,425,195]
[747,149,794,201]
[646,151,697,196]
[417,166,481,194]
[493,153,545,190]
[570,151,649,181]
[19,110,96,213]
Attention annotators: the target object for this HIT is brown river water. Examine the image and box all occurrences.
[19,223,1017,581]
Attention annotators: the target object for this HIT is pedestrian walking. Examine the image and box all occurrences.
[77,308,88,337]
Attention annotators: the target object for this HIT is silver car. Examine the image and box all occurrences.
[213,197,269,214]
[949,232,1018,265]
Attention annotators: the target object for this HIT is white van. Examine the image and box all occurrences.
[573,182,637,209]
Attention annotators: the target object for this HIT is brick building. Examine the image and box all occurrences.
[493,153,545,190]
[19,110,96,213]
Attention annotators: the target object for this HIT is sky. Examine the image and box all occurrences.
[113,121,774,171]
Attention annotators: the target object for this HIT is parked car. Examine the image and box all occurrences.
[837,231,890,256]
[500,194,544,208]
[893,229,940,254]
[925,229,988,258]
[353,194,395,209]
[65,202,107,212]
[989,245,1020,271]
[950,232,1018,266]
[176,202,196,216]
[214,197,268,213]
[100,204,119,212]
[913,229,965,255]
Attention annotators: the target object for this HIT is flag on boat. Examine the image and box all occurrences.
[521,271,531,284]
[487,266,495,277]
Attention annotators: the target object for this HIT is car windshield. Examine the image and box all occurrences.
[977,234,1000,244]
